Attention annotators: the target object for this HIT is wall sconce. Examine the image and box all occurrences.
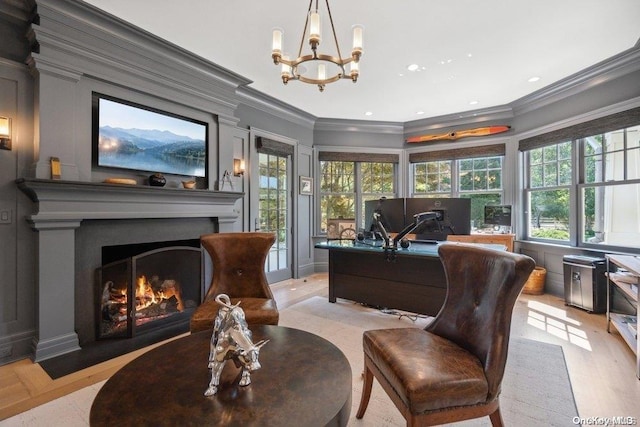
[0,116,11,151]
[233,158,245,176]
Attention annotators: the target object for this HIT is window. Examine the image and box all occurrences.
[409,145,505,230]
[519,106,640,250]
[525,141,572,241]
[413,161,451,194]
[319,161,355,232]
[458,156,504,229]
[318,154,397,233]
[580,125,640,248]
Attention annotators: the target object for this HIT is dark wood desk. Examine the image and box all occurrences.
[316,240,448,316]
[91,325,352,426]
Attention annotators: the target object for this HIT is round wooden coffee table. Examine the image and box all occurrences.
[90,325,352,426]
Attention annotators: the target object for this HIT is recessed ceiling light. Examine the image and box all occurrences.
[407,64,419,71]
[467,53,473,58]
[416,111,425,115]
[365,111,373,116]
[469,100,479,105]
[528,76,540,82]
[398,73,404,77]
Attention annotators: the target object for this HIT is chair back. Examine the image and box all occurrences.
[428,243,535,400]
[200,232,276,301]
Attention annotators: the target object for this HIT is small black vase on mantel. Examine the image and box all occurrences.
[149,173,166,187]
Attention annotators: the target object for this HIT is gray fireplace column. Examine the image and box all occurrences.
[28,219,82,362]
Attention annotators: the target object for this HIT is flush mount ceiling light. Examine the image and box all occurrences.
[271,0,363,92]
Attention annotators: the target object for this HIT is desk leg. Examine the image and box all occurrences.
[328,252,336,303]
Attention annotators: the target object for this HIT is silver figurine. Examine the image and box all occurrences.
[204,294,268,396]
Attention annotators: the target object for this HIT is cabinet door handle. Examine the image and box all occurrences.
[564,262,596,269]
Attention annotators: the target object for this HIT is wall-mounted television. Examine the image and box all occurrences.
[484,205,512,226]
[92,93,208,178]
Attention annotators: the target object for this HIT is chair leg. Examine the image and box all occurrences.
[356,359,374,419]
[489,405,504,427]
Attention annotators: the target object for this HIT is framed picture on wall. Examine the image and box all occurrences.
[299,176,313,195]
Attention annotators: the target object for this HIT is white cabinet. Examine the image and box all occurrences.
[606,254,639,379]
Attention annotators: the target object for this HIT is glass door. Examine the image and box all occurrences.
[257,152,292,283]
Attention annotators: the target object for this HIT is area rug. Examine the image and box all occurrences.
[1,296,578,427]
[279,296,579,427]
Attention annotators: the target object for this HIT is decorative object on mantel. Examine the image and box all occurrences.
[50,157,61,180]
[271,0,363,92]
[205,294,269,396]
[406,125,511,143]
[148,172,166,187]
[219,170,233,191]
[103,178,137,185]
[182,180,196,189]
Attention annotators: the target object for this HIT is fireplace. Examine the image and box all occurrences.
[17,178,243,362]
[96,242,202,339]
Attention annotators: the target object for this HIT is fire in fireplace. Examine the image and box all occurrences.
[96,245,202,339]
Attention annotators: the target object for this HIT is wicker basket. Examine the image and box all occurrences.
[523,266,546,295]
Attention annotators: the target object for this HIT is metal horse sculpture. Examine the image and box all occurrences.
[204,294,269,396]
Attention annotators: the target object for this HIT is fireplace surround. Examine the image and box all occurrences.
[17,178,243,362]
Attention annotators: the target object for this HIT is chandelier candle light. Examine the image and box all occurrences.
[271,0,363,92]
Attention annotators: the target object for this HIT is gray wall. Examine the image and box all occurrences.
[0,2,37,363]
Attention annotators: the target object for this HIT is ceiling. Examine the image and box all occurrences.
[82,0,640,123]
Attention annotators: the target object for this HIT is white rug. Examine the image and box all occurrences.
[1,297,578,427]
[279,297,579,427]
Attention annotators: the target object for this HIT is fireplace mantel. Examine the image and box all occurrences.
[17,178,243,225]
[16,178,243,362]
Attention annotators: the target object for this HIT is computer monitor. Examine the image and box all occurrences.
[484,205,512,226]
[364,197,406,233]
[405,198,471,241]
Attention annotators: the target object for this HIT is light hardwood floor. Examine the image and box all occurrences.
[1,273,639,422]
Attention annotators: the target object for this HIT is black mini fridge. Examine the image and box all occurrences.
[563,255,607,313]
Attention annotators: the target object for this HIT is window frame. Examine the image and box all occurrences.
[523,141,575,244]
[316,150,401,235]
[519,106,640,252]
[410,154,506,230]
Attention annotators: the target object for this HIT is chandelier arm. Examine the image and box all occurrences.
[297,0,314,59]
[325,0,346,73]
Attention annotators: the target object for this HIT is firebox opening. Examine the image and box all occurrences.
[97,240,202,340]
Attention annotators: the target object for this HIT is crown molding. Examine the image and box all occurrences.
[511,45,640,116]
[314,118,404,134]
[236,86,316,130]
[31,0,249,119]
[403,105,514,136]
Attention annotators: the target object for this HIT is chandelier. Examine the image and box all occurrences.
[271,0,363,92]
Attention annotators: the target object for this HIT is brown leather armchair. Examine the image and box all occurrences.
[190,232,279,333]
[356,243,535,426]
